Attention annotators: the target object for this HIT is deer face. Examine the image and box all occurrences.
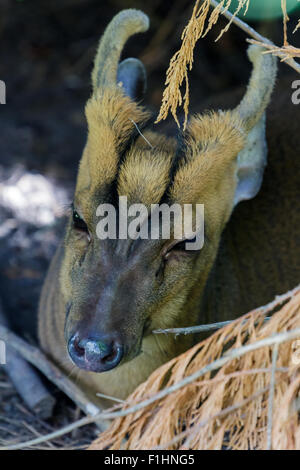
[61,10,277,373]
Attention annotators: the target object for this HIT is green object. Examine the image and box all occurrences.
[228,0,300,20]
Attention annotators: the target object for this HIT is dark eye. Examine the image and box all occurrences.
[72,210,88,232]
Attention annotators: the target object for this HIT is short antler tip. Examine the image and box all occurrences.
[114,9,149,33]
[92,9,149,92]
[246,43,277,70]
[235,43,277,130]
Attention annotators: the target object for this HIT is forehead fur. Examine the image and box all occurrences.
[170,111,245,204]
[78,88,151,191]
[75,102,246,222]
[118,132,175,206]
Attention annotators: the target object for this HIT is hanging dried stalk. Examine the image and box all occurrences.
[156,0,300,129]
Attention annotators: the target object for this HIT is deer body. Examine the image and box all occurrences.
[38,10,299,403]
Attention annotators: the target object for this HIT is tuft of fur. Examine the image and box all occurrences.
[78,89,151,192]
[170,111,245,205]
[118,146,173,206]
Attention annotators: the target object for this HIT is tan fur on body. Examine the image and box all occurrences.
[38,10,299,404]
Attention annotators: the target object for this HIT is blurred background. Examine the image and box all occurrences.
[0,0,299,444]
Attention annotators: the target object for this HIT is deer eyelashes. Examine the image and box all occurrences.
[72,209,92,245]
[72,210,88,232]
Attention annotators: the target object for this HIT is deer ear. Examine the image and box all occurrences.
[234,113,267,206]
[117,58,147,101]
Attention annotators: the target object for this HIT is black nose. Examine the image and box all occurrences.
[68,333,124,372]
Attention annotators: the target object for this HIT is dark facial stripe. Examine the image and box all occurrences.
[93,116,154,208]
[159,130,187,204]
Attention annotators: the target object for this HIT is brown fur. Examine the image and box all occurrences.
[38,11,299,405]
[199,75,300,323]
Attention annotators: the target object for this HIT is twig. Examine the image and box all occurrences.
[247,39,300,62]
[281,0,289,47]
[267,343,279,450]
[96,392,125,404]
[129,119,153,148]
[0,302,55,419]
[1,325,299,450]
[153,317,269,335]
[0,323,105,426]
[153,320,233,335]
[153,285,299,335]
[209,0,300,74]
[22,422,55,450]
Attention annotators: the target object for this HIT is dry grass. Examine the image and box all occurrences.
[249,1,300,64]
[89,286,300,450]
[156,0,300,129]
[0,370,98,450]
[248,39,300,63]
[294,19,300,34]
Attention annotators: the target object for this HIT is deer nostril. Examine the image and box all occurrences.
[68,333,124,372]
[73,336,85,357]
[100,342,123,366]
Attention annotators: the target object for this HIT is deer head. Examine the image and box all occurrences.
[61,9,277,373]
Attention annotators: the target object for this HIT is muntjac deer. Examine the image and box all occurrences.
[38,9,300,403]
